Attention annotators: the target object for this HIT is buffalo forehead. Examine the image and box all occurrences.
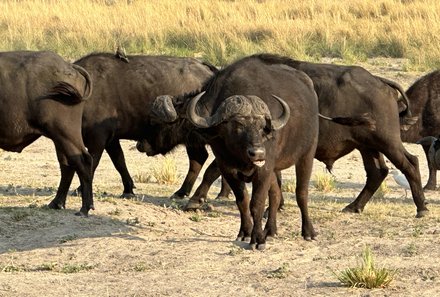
[219,95,271,119]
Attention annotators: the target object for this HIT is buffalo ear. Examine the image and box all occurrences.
[152,95,178,123]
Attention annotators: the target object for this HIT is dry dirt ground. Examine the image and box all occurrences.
[0,59,440,297]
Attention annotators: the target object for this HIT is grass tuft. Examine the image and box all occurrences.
[333,245,397,289]
[314,171,336,193]
[152,156,179,185]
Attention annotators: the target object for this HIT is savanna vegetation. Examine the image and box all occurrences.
[1,0,440,70]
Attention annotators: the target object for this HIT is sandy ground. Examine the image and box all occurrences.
[0,59,439,297]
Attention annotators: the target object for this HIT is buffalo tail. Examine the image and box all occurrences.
[319,113,376,131]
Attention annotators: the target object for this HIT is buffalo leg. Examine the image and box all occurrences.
[295,154,316,241]
[276,170,285,210]
[171,145,208,199]
[49,150,76,209]
[221,172,252,241]
[384,146,428,217]
[185,159,222,210]
[217,177,232,199]
[50,138,93,216]
[420,144,437,190]
[262,173,282,239]
[105,139,135,198]
[249,171,276,250]
[343,150,388,214]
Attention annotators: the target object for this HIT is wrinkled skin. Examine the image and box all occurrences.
[400,70,440,190]
[147,55,321,249]
[0,51,94,216]
[51,53,217,211]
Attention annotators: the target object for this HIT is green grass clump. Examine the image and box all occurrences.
[281,178,296,193]
[334,246,397,289]
[373,181,390,200]
[314,172,336,193]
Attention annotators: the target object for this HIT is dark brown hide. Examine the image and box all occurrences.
[187,54,428,219]
[51,53,217,209]
[0,51,94,216]
[401,70,440,190]
[150,54,320,249]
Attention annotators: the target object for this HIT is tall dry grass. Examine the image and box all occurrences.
[1,0,440,69]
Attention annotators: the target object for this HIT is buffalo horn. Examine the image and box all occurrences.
[187,91,223,128]
[271,94,290,130]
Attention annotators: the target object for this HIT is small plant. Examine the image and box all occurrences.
[412,225,423,238]
[403,242,418,257]
[108,208,122,216]
[189,212,203,222]
[133,172,152,184]
[333,246,397,289]
[373,181,390,199]
[126,217,140,226]
[266,263,290,279]
[35,262,58,271]
[61,263,94,274]
[133,262,150,272]
[152,156,179,185]
[281,178,296,193]
[11,210,30,222]
[228,245,244,256]
[314,171,336,192]
[1,264,21,272]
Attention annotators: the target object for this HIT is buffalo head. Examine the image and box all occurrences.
[187,92,290,168]
[136,94,189,156]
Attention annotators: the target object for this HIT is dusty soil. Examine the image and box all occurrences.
[0,59,439,297]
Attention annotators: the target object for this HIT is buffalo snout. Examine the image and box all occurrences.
[136,140,154,156]
[247,146,266,167]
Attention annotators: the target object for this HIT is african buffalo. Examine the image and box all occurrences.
[180,54,429,218]
[0,51,93,215]
[49,53,217,214]
[145,54,373,249]
[400,70,440,190]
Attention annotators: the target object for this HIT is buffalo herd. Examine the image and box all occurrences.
[1,49,437,249]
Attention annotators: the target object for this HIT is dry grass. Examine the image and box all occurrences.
[1,0,440,69]
[151,156,179,185]
[313,171,336,193]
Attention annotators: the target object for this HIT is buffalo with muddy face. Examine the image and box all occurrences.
[0,51,93,216]
[147,54,321,250]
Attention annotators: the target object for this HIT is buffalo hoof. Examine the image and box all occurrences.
[423,185,436,191]
[416,209,429,218]
[342,205,363,214]
[170,192,187,200]
[235,236,251,242]
[184,199,205,211]
[47,201,65,210]
[74,205,95,217]
[249,243,266,251]
[120,192,136,199]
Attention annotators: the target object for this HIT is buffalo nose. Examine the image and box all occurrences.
[136,141,145,152]
[247,147,265,160]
